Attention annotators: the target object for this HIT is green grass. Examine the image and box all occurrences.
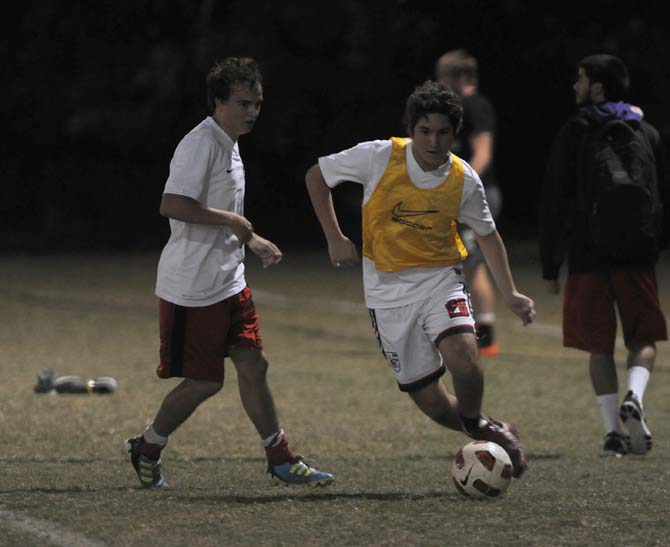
[1,244,669,546]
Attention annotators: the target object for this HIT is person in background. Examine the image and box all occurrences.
[540,54,668,457]
[436,49,502,357]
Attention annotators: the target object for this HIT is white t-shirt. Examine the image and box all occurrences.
[156,117,247,306]
[318,139,496,309]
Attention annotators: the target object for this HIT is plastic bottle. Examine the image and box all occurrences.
[33,369,117,395]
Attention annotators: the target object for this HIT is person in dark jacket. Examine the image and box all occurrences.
[540,54,668,457]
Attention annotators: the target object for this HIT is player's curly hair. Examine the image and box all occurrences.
[404,80,463,135]
[206,57,262,114]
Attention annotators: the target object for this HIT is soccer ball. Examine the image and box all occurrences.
[451,440,513,499]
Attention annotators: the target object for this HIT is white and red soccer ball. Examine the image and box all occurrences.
[451,440,513,499]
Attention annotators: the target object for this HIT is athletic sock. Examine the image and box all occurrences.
[475,324,495,347]
[596,393,621,434]
[627,366,650,405]
[262,429,298,465]
[460,413,486,436]
[141,423,168,461]
[476,313,496,325]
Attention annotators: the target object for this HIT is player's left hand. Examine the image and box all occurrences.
[505,292,536,326]
[247,234,283,269]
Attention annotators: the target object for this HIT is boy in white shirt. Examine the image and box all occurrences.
[126,57,333,488]
[306,80,535,478]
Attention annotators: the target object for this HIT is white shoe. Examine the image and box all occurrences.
[620,391,652,455]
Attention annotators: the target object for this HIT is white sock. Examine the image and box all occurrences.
[143,423,169,446]
[261,428,285,448]
[596,393,621,434]
[476,312,496,325]
[627,366,650,405]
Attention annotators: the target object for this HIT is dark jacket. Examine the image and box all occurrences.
[539,102,668,280]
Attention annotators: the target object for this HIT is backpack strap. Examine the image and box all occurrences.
[635,121,656,162]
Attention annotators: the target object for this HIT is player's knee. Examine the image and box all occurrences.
[235,352,269,382]
[627,341,657,364]
[438,331,477,355]
[629,340,656,353]
[439,334,479,374]
[184,378,223,399]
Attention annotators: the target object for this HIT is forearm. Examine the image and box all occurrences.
[160,193,241,226]
[469,132,492,175]
[305,165,345,242]
[475,230,517,300]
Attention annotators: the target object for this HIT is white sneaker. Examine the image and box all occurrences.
[620,391,652,455]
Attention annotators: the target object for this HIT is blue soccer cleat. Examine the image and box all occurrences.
[267,457,334,487]
[125,435,169,489]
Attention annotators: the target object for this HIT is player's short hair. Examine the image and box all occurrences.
[436,49,478,85]
[404,80,463,135]
[206,57,262,113]
[578,54,629,101]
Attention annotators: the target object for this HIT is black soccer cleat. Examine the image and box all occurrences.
[602,431,629,457]
[125,435,169,488]
[620,391,652,455]
[469,417,527,478]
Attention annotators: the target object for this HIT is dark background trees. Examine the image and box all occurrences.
[4,0,668,251]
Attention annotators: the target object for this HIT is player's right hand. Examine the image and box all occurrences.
[247,234,283,268]
[505,292,536,326]
[227,213,254,245]
[328,236,360,268]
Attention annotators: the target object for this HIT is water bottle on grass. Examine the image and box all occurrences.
[33,369,117,395]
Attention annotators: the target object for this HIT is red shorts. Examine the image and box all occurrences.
[157,286,263,382]
[563,270,667,354]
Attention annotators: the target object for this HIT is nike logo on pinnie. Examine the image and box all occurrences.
[391,201,439,217]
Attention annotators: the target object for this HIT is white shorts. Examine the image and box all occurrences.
[369,269,476,392]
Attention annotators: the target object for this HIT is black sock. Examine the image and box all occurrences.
[476,324,494,348]
[460,413,482,435]
[139,438,163,461]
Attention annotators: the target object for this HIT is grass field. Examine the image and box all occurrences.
[1,242,670,546]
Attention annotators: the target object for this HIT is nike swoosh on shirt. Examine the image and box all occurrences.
[391,201,439,217]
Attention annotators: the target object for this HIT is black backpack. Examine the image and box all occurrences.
[579,118,660,260]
